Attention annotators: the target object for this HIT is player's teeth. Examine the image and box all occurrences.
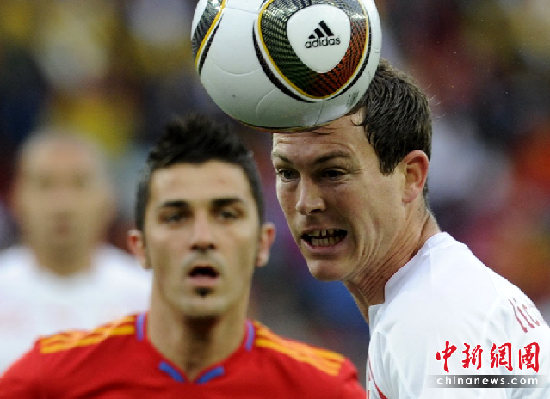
[311,236,341,246]
[308,229,336,238]
[311,238,325,246]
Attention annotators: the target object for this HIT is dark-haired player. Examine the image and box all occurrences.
[0,115,366,398]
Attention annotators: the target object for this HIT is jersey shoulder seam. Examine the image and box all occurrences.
[253,321,345,377]
[39,315,136,354]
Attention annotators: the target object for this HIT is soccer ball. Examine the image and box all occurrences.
[191,0,381,131]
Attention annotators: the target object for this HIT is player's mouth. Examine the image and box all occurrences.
[188,265,221,297]
[301,229,347,248]
[189,265,219,279]
[52,219,74,235]
[188,265,220,285]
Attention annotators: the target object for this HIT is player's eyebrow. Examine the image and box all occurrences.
[158,198,245,209]
[270,151,291,164]
[313,150,352,164]
[211,197,246,208]
[271,150,351,165]
[157,200,189,210]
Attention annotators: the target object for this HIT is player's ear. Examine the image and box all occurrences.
[95,181,117,239]
[256,222,276,268]
[8,178,22,224]
[349,106,365,126]
[401,150,429,204]
[128,230,150,270]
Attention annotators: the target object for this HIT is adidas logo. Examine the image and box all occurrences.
[305,21,341,48]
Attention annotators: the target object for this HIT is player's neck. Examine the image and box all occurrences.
[148,297,248,381]
[344,209,440,322]
[32,245,94,277]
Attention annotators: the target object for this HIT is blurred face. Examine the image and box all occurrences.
[272,114,407,282]
[13,139,112,257]
[131,161,274,318]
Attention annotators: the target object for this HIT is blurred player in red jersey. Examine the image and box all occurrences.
[0,115,366,398]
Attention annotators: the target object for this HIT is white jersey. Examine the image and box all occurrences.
[367,233,550,398]
[0,245,151,372]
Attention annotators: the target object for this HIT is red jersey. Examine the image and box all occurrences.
[0,313,365,398]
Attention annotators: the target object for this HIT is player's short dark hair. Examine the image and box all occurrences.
[135,114,264,231]
[351,58,432,198]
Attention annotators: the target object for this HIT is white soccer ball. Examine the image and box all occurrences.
[191,0,382,131]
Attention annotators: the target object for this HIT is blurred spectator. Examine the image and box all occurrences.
[464,119,550,323]
[0,130,150,372]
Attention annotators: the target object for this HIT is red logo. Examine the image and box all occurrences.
[509,298,542,333]
[435,341,541,373]
[435,341,457,372]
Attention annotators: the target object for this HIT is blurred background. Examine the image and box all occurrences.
[0,0,548,386]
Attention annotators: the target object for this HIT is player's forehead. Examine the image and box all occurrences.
[271,119,366,166]
[28,141,93,163]
[149,161,254,206]
[20,139,103,181]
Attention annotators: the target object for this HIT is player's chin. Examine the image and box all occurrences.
[182,305,225,319]
[178,294,227,317]
[305,259,346,282]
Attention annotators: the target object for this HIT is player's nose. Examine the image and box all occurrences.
[295,178,325,215]
[190,212,216,252]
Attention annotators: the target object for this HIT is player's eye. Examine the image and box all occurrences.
[320,168,345,180]
[34,176,55,190]
[275,168,299,182]
[216,207,241,221]
[159,210,186,224]
[71,174,90,190]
